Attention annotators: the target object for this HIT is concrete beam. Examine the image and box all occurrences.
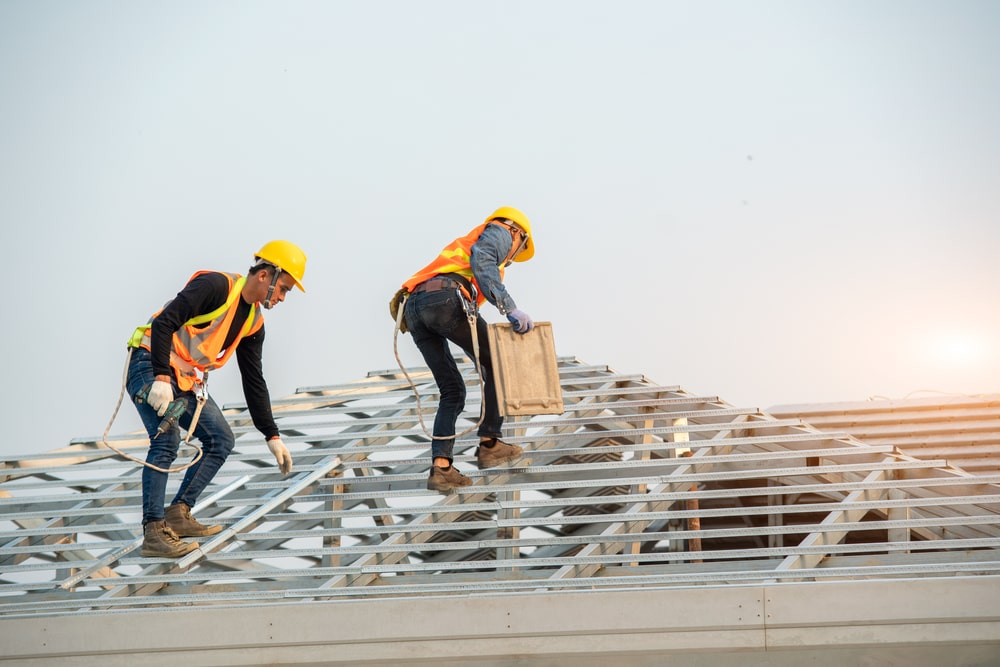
[3,577,998,666]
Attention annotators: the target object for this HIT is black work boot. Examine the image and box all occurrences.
[427,465,473,493]
[476,438,523,469]
[141,520,199,558]
[165,503,222,537]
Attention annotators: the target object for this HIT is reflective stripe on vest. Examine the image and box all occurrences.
[129,271,263,391]
[402,223,508,306]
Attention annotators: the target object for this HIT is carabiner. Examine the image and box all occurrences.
[457,287,478,321]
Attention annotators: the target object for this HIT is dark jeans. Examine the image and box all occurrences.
[126,347,236,524]
[404,288,502,462]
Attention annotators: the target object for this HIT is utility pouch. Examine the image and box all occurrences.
[389,287,409,333]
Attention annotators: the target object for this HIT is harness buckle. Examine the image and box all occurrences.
[458,287,478,321]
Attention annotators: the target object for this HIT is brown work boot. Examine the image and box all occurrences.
[141,520,199,558]
[165,502,222,537]
[476,438,523,469]
[427,465,473,493]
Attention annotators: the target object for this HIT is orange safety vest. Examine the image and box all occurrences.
[402,223,518,306]
[129,271,264,391]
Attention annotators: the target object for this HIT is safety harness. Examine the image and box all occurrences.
[101,346,209,473]
[391,221,526,441]
[392,282,487,442]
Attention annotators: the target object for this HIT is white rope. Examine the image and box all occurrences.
[393,290,486,441]
[101,346,206,473]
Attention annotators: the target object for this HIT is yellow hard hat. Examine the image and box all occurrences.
[255,240,307,292]
[486,206,534,262]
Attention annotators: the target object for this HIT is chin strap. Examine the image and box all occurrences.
[493,219,528,267]
[261,267,282,310]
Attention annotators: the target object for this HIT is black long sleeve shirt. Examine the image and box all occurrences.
[149,272,279,440]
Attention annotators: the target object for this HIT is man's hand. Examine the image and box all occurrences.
[507,309,534,334]
[267,437,293,475]
[148,380,174,417]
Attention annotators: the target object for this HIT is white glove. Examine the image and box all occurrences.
[148,380,174,417]
[267,437,293,475]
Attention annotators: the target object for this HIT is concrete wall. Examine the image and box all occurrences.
[3,577,999,666]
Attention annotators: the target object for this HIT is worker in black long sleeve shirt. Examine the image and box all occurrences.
[148,273,280,441]
[126,240,307,558]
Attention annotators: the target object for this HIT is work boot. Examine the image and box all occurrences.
[427,465,473,493]
[476,438,523,469]
[165,502,222,537]
[141,520,199,558]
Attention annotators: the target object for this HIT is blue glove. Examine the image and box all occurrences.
[506,309,534,334]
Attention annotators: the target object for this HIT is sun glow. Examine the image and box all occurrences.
[925,332,990,367]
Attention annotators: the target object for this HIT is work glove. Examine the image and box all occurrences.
[506,308,534,334]
[267,437,293,476]
[148,380,174,417]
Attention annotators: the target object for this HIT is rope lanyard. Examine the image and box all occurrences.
[101,346,207,473]
[393,289,486,440]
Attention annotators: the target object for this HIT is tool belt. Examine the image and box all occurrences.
[411,273,477,303]
[391,274,478,335]
[389,287,409,333]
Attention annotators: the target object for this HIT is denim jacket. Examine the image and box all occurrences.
[470,223,518,315]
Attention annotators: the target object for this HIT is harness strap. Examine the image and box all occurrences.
[392,290,486,442]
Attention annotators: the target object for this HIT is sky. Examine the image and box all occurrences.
[2,1,999,458]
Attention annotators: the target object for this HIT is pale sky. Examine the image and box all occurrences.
[3,1,999,457]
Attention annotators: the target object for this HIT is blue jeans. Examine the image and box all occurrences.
[126,347,236,524]
[404,288,502,462]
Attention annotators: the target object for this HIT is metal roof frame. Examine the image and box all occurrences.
[3,356,998,615]
[2,357,999,664]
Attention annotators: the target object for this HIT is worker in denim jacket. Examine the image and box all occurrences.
[398,207,534,492]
